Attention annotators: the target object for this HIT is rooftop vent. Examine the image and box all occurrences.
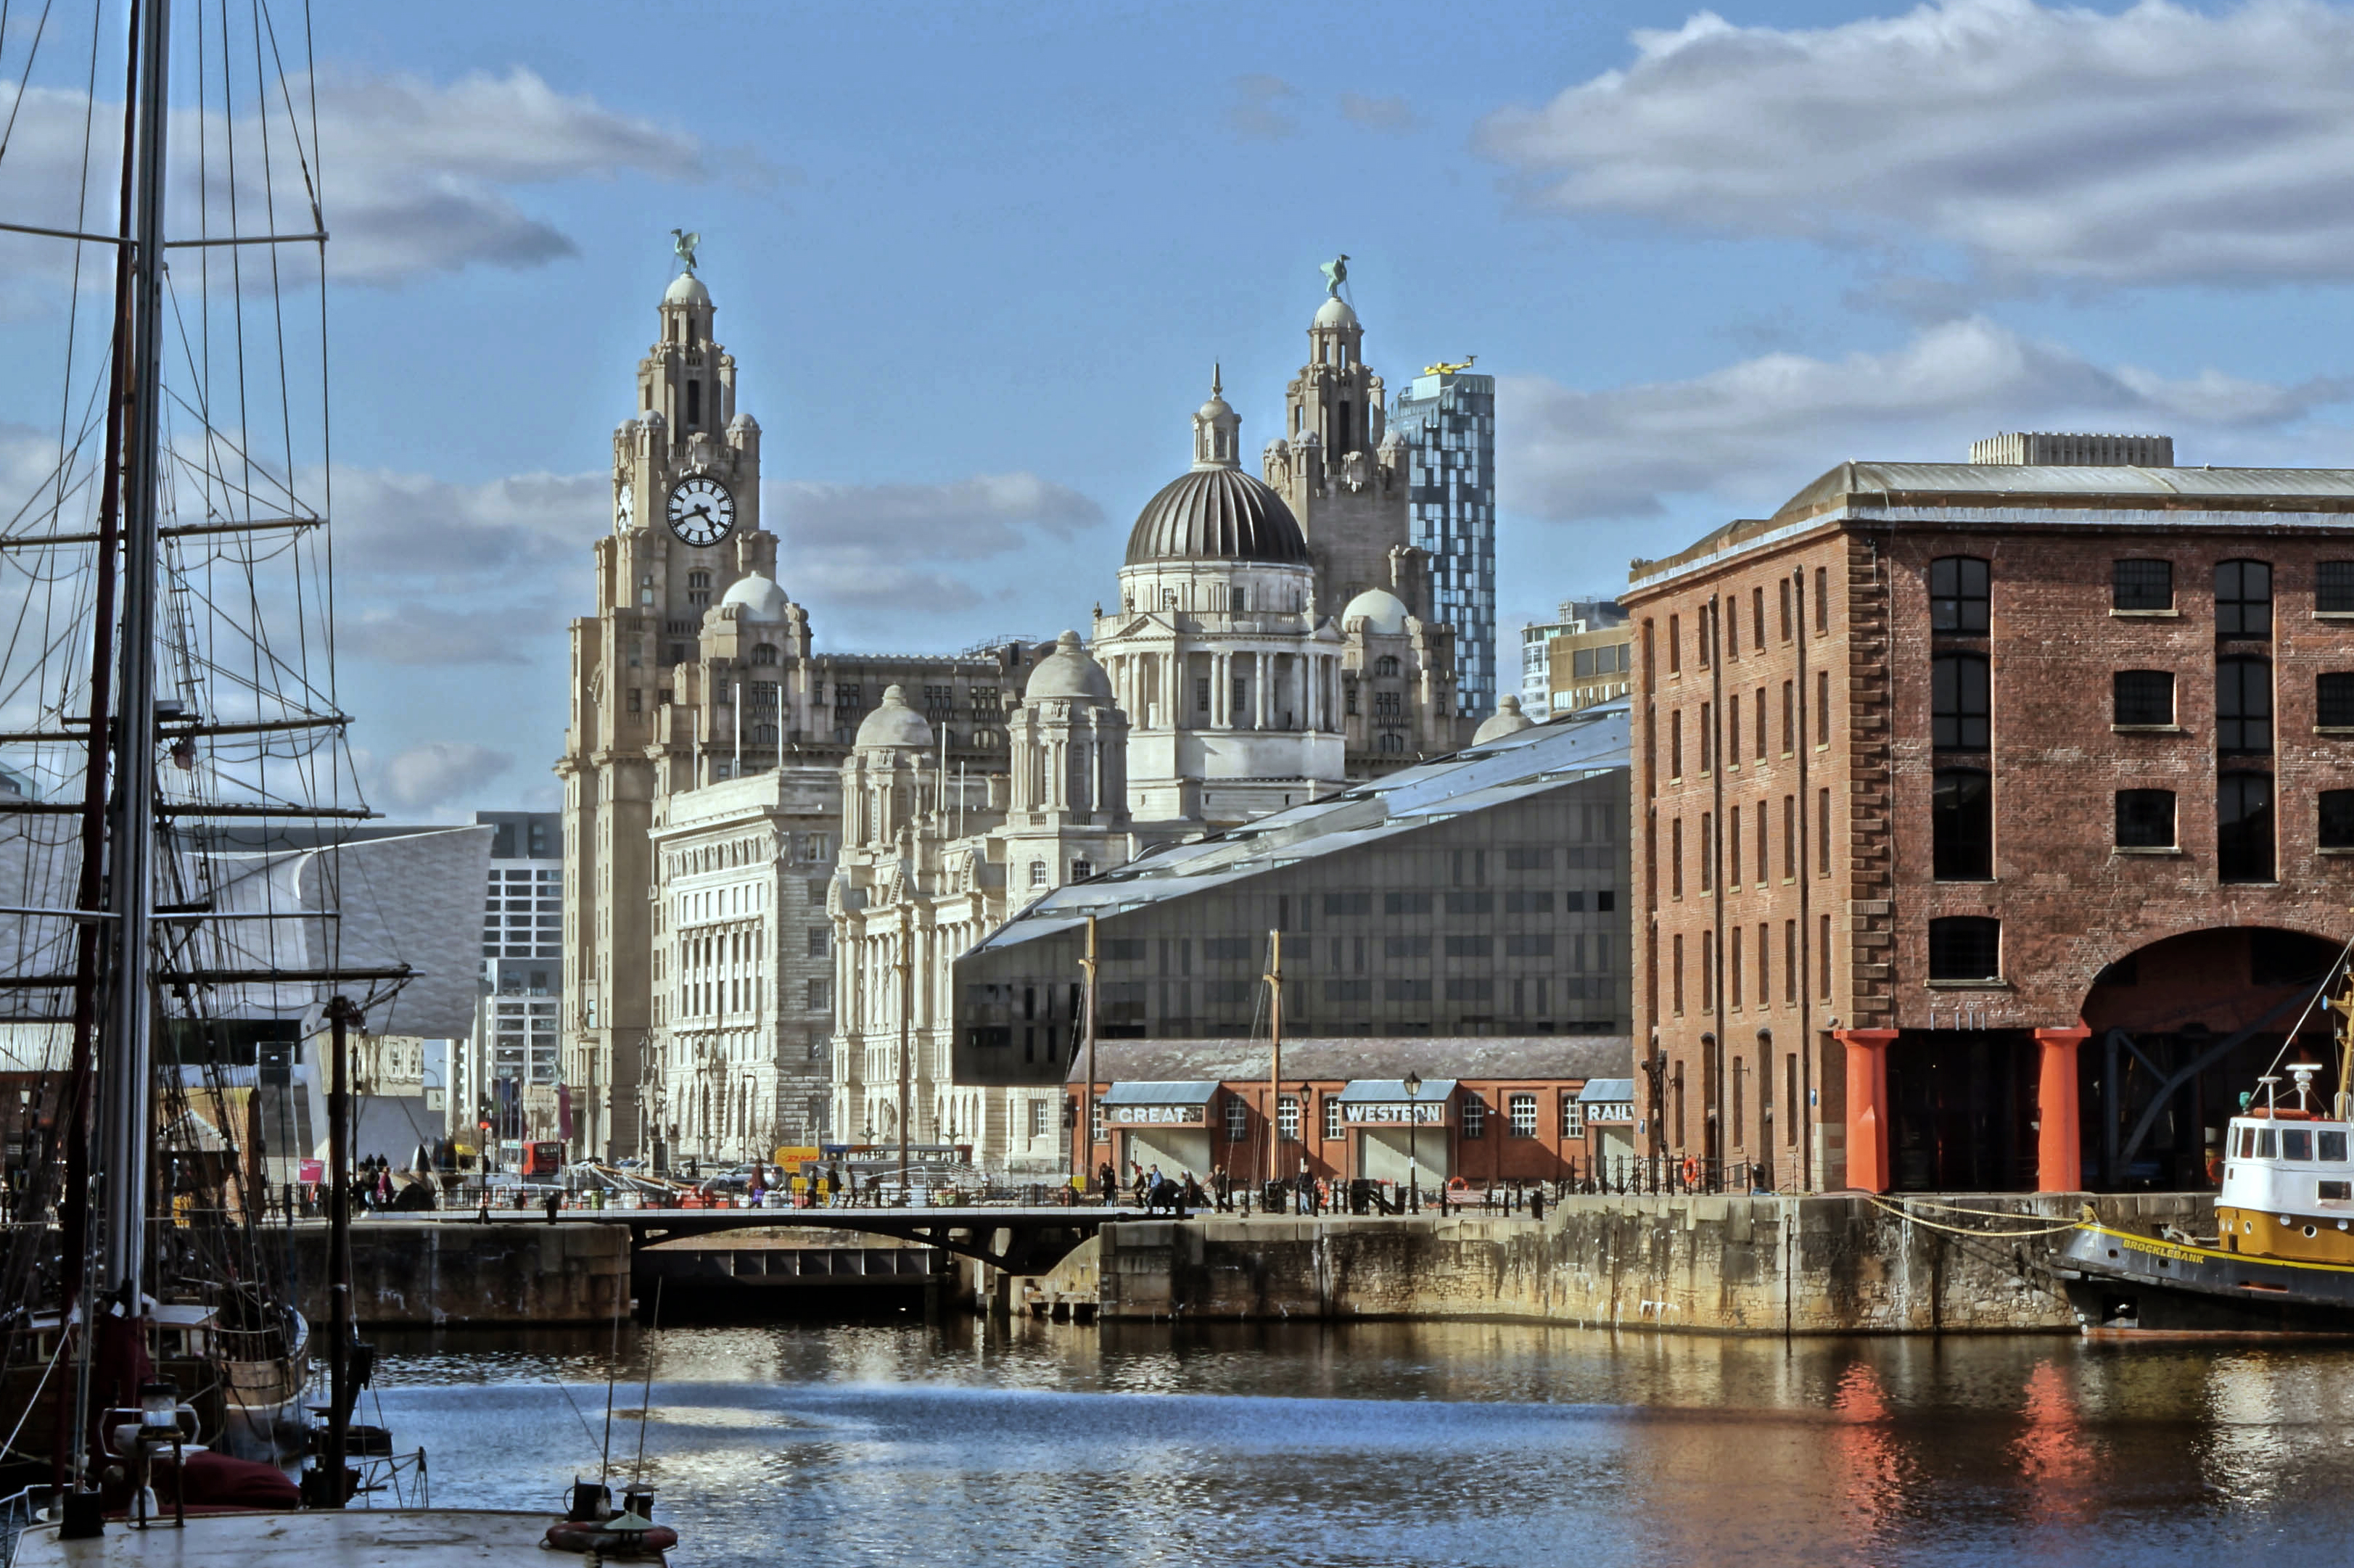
[1970,432,2173,467]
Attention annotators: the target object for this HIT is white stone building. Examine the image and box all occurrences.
[831,640,1142,1170]
[644,769,839,1165]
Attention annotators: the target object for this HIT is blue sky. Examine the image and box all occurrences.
[9,0,2354,813]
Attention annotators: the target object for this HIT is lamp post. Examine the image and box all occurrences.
[1404,1070,1422,1213]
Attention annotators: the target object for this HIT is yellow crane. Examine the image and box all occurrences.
[1423,355,1477,376]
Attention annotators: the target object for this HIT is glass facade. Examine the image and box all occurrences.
[950,771,1631,1094]
[1391,371,1497,719]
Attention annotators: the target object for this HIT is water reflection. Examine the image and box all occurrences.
[367,1321,2354,1567]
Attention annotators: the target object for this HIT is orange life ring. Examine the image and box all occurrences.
[1446,1176,1469,1194]
[543,1520,680,1556]
[1682,1156,1699,1186]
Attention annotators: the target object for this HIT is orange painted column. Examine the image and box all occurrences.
[1835,1028,1898,1193]
[2033,1023,2091,1194]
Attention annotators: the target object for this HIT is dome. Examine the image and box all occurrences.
[1314,295,1359,330]
[1473,696,1536,746]
[1341,587,1409,635]
[718,574,790,622]
[1025,630,1114,703]
[664,272,712,307]
[728,410,760,433]
[1126,467,1306,566]
[855,685,933,751]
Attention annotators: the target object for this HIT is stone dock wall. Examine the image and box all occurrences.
[294,1220,629,1327]
[1075,1192,2209,1334]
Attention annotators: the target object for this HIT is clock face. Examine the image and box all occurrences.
[666,476,736,547]
[616,484,635,529]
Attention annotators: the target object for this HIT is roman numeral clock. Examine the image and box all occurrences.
[667,475,736,548]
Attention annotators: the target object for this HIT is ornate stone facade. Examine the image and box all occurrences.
[558,268,1040,1161]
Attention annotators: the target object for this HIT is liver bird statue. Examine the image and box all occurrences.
[671,228,701,274]
[1320,254,1349,297]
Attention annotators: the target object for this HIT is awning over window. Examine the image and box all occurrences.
[1100,1081,1222,1126]
[1100,1081,1222,1107]
[1335,1078,1457,1126]
[1576,1078,1635,1105]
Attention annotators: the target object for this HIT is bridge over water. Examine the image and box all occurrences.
[424,1204,1148,1274]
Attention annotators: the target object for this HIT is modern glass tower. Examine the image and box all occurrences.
[1390,368,1497,719]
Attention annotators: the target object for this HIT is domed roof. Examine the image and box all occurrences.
[1473,696,1536,746]
[664,271,712,307]
[718,574,790,622]
[855,685,933,751]
[1025,630,1114,703]
[1314,295,1359,330]
[1341,587,1410,635]
[1126,467,1306,566]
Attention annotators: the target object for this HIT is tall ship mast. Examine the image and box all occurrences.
[0,7,683,1560]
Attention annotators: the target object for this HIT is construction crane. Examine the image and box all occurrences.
[1423,355,1477,376]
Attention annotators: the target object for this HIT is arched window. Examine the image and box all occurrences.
[750,643,779,666]
[1070,859,1093,882]
[752,724,778,743]
[1375,656,1400,677]
[1378,732,1403,754]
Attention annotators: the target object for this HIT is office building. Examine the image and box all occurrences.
[1391,366,1497,721]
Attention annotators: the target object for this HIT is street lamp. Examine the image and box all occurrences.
[1403,1071,1423,1213]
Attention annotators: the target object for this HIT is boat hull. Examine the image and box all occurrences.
[2050,1224,2354,1337]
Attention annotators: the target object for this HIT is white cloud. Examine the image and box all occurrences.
[1477,0,2354,289]
[1338,93,1419,133]
[0,67,722,292]
[769,471,1107,638]
[1499,317,2350,522]
[374,741,513,811]
[1225,75,1301,142]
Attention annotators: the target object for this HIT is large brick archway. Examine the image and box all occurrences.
[2075,925,2346,1191]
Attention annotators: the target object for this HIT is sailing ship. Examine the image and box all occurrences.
[2051,966,2354,1336]
[0,1,675,1559]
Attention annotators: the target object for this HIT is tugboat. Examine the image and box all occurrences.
[2051,988,2354,1335]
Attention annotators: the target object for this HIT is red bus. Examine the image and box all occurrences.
[521,1141,565,1178]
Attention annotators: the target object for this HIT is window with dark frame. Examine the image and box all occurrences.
[2115,788,2176,849]
[2114,559,2173,611]
[2217,659,2273,754]
[1927,917,2001,982]
[2319,562,2354,615]
[2113,670,2176,727]
[2218,772,2276,883]
[2319,673,2354,729]
[1932,653,1990,751]
[2215,560,2273,638]
[1929,556,1990,634]
[1933,769,1992,880]
[2320,789,2354,851]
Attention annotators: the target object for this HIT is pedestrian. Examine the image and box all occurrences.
[543,1189,561,1225]
[1211,1164,1229,1213]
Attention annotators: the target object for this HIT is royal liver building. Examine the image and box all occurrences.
[560,251,1476,1168]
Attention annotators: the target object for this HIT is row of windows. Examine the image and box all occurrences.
[1201,1090,1574,1146]
[1666,791,1837,898]
[1663,675,1833,778]
[1933,554,2354,630]
[1933,770,2329,882]
[1930,656,2316,754]
[1668,917,1832,1015]
[1663,570,1832,676]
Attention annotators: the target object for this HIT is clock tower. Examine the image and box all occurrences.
[559,255,777,1160]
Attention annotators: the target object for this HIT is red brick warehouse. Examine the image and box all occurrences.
[1625,433,2354,1194]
